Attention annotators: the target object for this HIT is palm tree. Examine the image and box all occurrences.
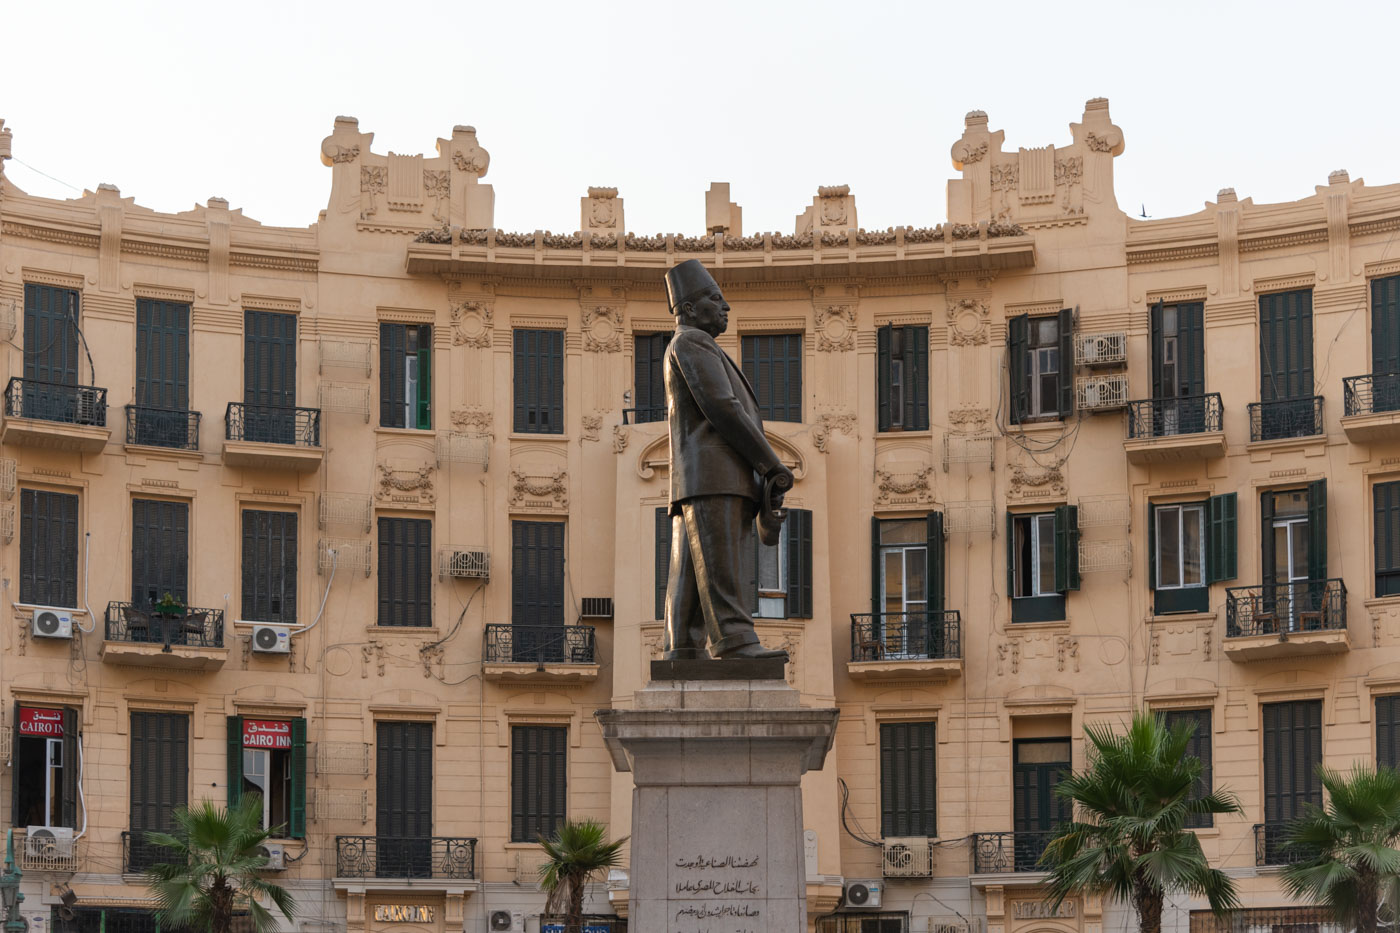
[1041,710,1243,933]
[1281,764,1400,933]
[143,797,296,933]
[537,819,628,933]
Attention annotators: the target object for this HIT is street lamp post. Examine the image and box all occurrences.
[0,830,28,933]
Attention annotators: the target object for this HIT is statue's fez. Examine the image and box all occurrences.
[661,260,790,663]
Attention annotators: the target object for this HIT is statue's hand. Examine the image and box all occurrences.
[766,464,794,508]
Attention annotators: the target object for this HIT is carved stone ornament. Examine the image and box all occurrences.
[1055,156,1085,215]
[510,467,569,509]
[1056,636,1081,672]
[612,424,629,454]
[452,143,489,177]
[1008,461,1067,498]
[376,462,436,505]
[948,406,991,433]
[875,465,935,505]
[360,165,387,218]
[815,305,855,352]
[450,300,493,348]
[582,305,623,353]
[423,170,450,222]
[581,413,603,442]
[450,407,493,436]
[947,297,990,346]
[587,187,619,228]
[953,140,988,165]
[820,192,847,226]
[812,411,855,453]
[329,145,360,164]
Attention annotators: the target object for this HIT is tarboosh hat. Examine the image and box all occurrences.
[664,259,720,315]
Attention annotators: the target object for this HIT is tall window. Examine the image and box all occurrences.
[1370,274,1400,412]
[513,329,564,434]
[511,725,566,842]
[131,499,189,609]
[1008,507,1077,622]
[243,310,298,444]
[378,517,431,627]
[753,509,814,619]
[1008,310,1074,423]
[511,521,566,662]
[633,333,671,423]
[816,915,909,933]
[23,283,80,388]
[380,323,431,429]
[654,507,671,620]
[870,515,945,658]
[877,324,929,432]
[1375,482,1400,597]
[879,721,936,837]
[133,298,192,447]
[11,706,78,829]
[1150,496,1237,614]
[376,721,433,877]
[242,510,298,624]
[19,489,79,607]
[1258,289,1316,439]
[226,716,306,838]
[742,333,803,423]
[1261,700,1322,862]
[1261,482,1328,627]
[1378,695,1400,770]
[1162,708,1213,828]
[129,712,189,872]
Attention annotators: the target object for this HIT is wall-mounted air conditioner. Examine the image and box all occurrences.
[882,837,933,878]
[1076,374,1129,411]
[1074,331,1127,366]
[31,607,74,640]
[251,624,291,654]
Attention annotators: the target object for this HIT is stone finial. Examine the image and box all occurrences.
[582,186,622,232]
[97,182,120,193]
[1085,97,1110,111]
[208,196,229,210]
[706,182,742,236]
[0,119,11,163]
[965,110,989,127]
[1329,169,1350,185]
[1217,188,1237,202]
[449,125,490,179]
[796,184,856,235]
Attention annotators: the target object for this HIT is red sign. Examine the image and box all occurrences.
[19,707,64,737]
[242,719,292,749]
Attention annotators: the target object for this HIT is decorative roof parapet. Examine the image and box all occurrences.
[411,222,1026,249]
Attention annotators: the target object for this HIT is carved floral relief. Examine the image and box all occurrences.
[814,305,855,352]
[451,300,493,348]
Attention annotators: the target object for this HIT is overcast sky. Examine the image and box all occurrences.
[4,0,1398,236]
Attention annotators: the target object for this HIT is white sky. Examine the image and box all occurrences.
[4,0,1399,235]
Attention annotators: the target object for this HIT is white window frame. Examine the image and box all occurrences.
[1028,317,1060,417]
[756,524,788,619]
[1013,513,1057,598]
[1155,504,1206,590]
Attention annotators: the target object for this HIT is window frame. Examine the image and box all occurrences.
[632,332,671,424]
[1012,512,1058,598]
[1155,503,1206,591]
[19,487,80,608]
[513,328,565,435]
[241,509,298,624]
[1161,708,1214,828]
[1378,694,1400,771]
[510,724,568,843]
[1374,481,1400,597]
[741,332,804,423]
[377,516,433,627]
[379,322,432,430]
[879,720,937,838]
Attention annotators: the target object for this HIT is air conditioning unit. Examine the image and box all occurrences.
[31,607,74,639]
[882,837,933,878]
[26,826,75,859]
[1074,331,1127,366]
[929,918,983,933]
[580,597,614,619]
[488,910,524,932]
[439,546,490,580]
[258,843,286,870]
[844,880,882,909]
[1076,373,1129,411]
[250,624,291,654]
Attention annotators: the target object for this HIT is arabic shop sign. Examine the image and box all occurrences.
[373,905,434,923]
[242,719,292,749]
[19,707,64,736]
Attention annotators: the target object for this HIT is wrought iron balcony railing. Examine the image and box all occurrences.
[4,377,107,427]
[335,835,477,879]
[971,831,1057,873]
[1189,906,1342,933]
[125,405,200,450]
[850,611,961,662]
[1344,372,1400,416]
[106,601,225,651]
[1225,579,1346,638]
[484,623,596,664]
[1248,396,1323,442]
[225,402,321,447]
[1125,393,1223,439]
[622,406,666,425]
[123,830,185,873]
[1254,823,1318,866]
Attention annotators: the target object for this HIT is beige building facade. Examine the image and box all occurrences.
[0,98,1398,933]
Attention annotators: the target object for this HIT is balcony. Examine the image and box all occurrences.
[1341,373,1400,442]
[1224,579,1348,661]
[1123,394,1226,464]
[622,406,666,425]
[222,402,323,471]
[1248,396,1324,443]
[123,830,183,874]
[1254,823,1317,866]
[482,623,599,684]
[100,601,228,671]
[335,836,477,881]
[14,827,83,873]
[125,405,201,451]
[847,611,963,682]
[1190,907,1343,933]
[1,377,111,452]
[971,831,1055,876]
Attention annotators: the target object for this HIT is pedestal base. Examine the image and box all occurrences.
[597,678,839,933]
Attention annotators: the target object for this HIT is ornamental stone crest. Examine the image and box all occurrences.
[582,305,623,353]
[1008,461,1067,498]
[581,413,603,442]
[875,464,935,506]
[423,170,450,222]
[948,406,991,433]
[587,187,619,228]
[818,185,849,225]
[377,461,436,506]
[612,425,629,454]
[814,306,856,352]
[360,165,387,218]
[450,300,493,348]
[946,297,990,346]
[510,467,569,510]
[450,407,493,436]
[811,411,855,453]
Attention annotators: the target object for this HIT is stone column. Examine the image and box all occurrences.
[596,667,839,933]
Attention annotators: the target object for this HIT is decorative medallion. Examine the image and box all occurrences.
[582,305,623,353]
[581,413,603,442]
[450,300,493,348]
[948,406,991,433]
[814,305,855,352]
[587,187,619,228]
[946,297,990,346]
[1008,461,1067,498]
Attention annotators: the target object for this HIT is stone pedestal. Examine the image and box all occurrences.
[596,667,839,933]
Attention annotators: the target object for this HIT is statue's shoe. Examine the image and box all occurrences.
[717,643,789,662]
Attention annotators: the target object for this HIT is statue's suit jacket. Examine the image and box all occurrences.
[664,324,783,514]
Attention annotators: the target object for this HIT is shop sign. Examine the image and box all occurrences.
[242,719,292,749]
[373,905,434,923]
[1013,901,1076,919]
[18,707,64,736]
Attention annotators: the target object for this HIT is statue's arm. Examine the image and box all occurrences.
[674,339,784,477]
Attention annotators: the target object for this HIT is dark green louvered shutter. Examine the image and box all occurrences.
[227,715,243,809]
[1374,275,1400,375]
[909,326,929,431]
[514,330,565,434]
[1057,308,1075,416]
[1378,695,1400,770]
[244,310,297,409]
[242,510,297,624]
[879,721,937,838]
[634,333,670,423]
[376,721,433,843]
[135,299,190,411]
[1262,700,1323,826]
[416,327,432,429]
[512,521,565,628]
[1163,708,1213,828]
[1259,290,1314,402]
[131,499,189,608]
[1008,315,1030,424]
[378,517,431,627]
[1307,479,1328,582]
[511,725,567,842]
[1207,493,1238,584]
[1179,303,1206,397]
[1005,512,1016,593]
[786,509,813,618]
[24,284,80,386]
[655,507,671,620]
[1053,505,1080,592]
[379,323,406,427]
[1150,302,1166,398]
[19,489,79,607]
[61,707,79,829]
[290,717,307,838]
[1374,482,1400,597]
[130,712,188,834]
[742,334,803,423]
[872,517,885,613]
[1260,491,1277,589]
[926,511,944,613]
[877,325,892,431]
[1147,503,1157,593]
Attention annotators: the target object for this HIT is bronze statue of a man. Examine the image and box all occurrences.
[661,259,795,661]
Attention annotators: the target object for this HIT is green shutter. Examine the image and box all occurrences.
[877,325,892,431]
[1378,695,1400,770]
[1207,493,1238,583]
[910,326,929,431]
[927,511,945,613]
[1147,503,1157,593]
[1005,512,1016,594]
[1180,303,1206,397]
[1008,315,1029,425]
[10,701,19,827]
[1054,505,1080,592]
[655,507,671,620]
[415,327,432,429]
[786,509,813,619]
[290,717,307,838]
[1308,479,1328,581]
[1149,302,1165,398]
[1260,491,1277,588]
[226,716,243,809]
[872,517,884,613]
[61,707,79,829]
[1057,308,1075,416]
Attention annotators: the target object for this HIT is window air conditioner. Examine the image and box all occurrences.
[1074,331,1127,366]
[258,843,286,870]
[488,910,524,932]
[31,607,74,639]
[1075,374,1129,411]
[580,597,614,619]
[26,826,75,859]
[882,837,933,878]
[251,624,291,654]
[843,880,882,909]
[439,546,490,580]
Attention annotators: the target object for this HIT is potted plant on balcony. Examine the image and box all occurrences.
[153,592,186,617]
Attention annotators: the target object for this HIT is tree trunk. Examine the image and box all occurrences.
[566,874,585,933]
[1356,874,1379,933]
[212,876,234,933]
[1135,882,1164,933]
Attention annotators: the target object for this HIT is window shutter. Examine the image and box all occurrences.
[876,325,892,431]
[1007,314,1030,424]
[1180,302,1206,397]
[1164,709,1213,828]
[10,701,19,828]
[20,489,80,608]
[243,511,297,624]
[655,507,671,620]
[1375,483,1400,597]
[1054,505,1080,592]
[131,500,189,608]
[416,326,432,429]
[786,509,813,618]
[227,716,243,809]
[1206,493,1238,584]
[1260,491,1276,588]
[135,299,190,410]
[1372,275,1400,376]
[1307,478,1328,581]
[926,511,944,613]
[879,721,936,838]
[548,330,564,434]
[512,521,565,627]
[290,717,307,839]
[1005,512,1016,594]
[61,707,79,829]
[1057,308,1075,416]
[1149,302,1165,399]
[1147,503,1157,594]
[1378,695,1399,770]
[130,712,188,833]
[872,516,883,614]
[633,333,671,423]
[1259,290,1314,401]
[910,326,929,431]
[23,284,80,387]
[245,311,298,409]
[379,322,404,427]
[513,329,529,433]
[511,725,567,842]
